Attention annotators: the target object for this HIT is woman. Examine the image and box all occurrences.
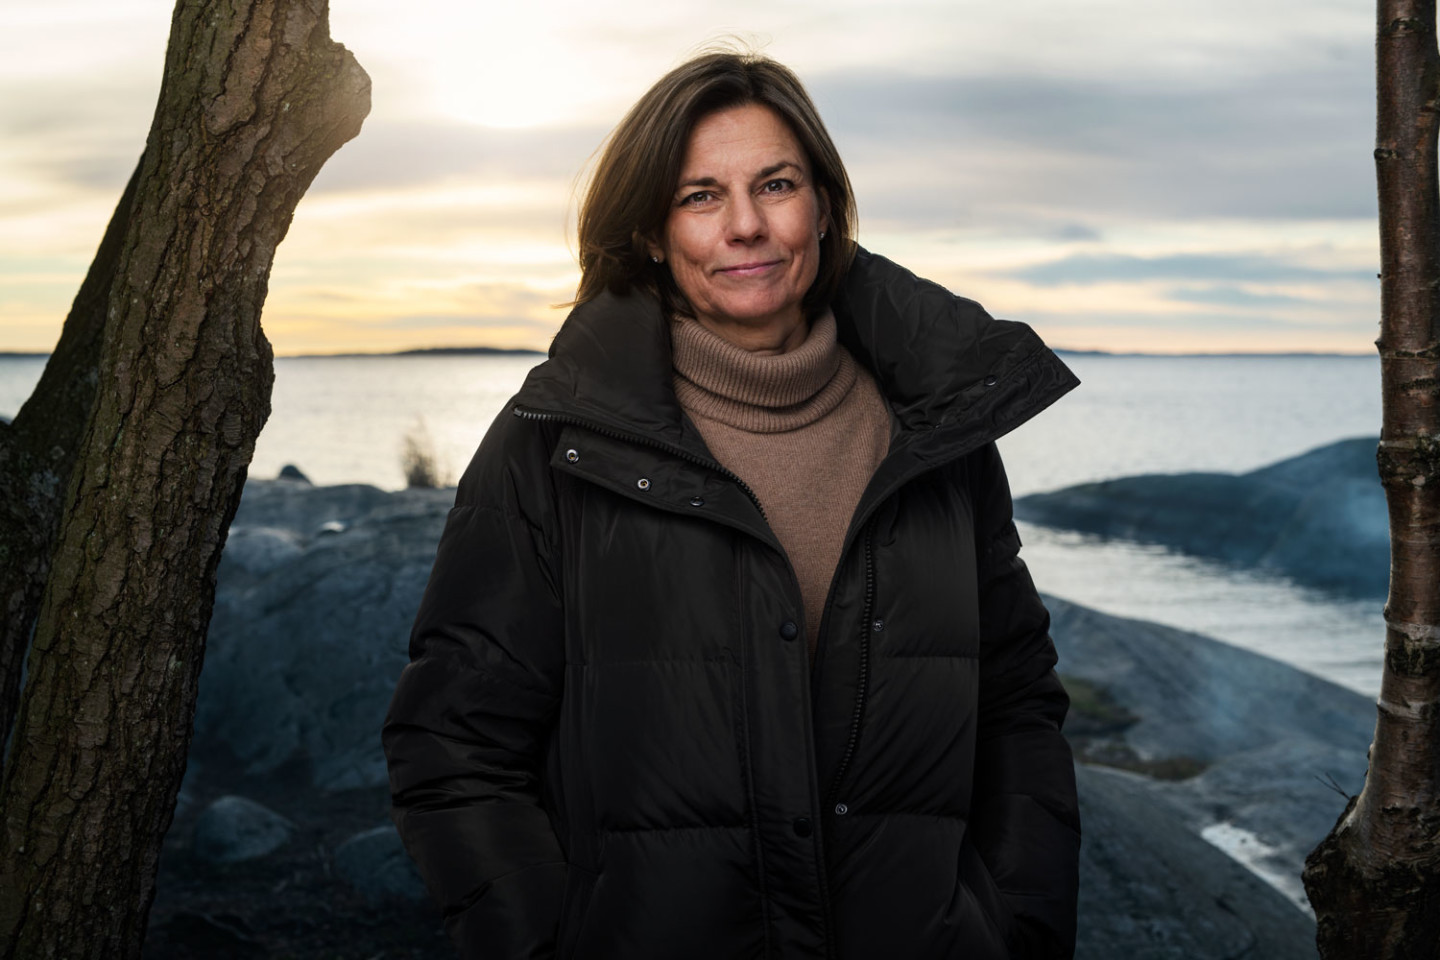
[383,51,1081,960]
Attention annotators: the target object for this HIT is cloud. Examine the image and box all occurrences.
[1052,223,1103,242]
[1166,286,1317,308]
[1020,307,1375,346]
[0,74,154,194]
[309,120,611,193]
[0,0,1381,354]
[6,50,1374,238]
[2,92,611,200]
[367,312,558,333]
[1008,253,1375,287]
[809,60,1374,226]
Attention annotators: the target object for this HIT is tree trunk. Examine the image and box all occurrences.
[1302,2,1440,957]
[0,161,140,778]
[0,0,368,956]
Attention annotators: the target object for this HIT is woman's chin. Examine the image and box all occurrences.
[703,299,806,331]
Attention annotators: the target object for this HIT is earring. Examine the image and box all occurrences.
[651,255,660,263]
[819,231,827,240]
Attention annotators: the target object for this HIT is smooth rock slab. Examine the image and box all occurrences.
[1047,595,1370,913]
[333,824,428,902]
[192,795,296,864]
[1016,436,1387,597]
[1046,595,1374,764]
[1076,764,1316,959]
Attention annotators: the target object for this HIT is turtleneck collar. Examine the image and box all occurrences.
[514,246,1079,460]
[670,309,859,434]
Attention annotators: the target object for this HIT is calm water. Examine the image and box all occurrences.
[0,352,1386,696]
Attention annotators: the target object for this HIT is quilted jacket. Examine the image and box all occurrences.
[382,247,1083,959]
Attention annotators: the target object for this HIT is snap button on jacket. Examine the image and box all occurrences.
[382,248,1083,960]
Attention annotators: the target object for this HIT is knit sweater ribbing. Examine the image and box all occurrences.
[670,310,892,658]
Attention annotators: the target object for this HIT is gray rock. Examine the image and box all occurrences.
[1016,437,1387,597]
[277,464,311,483]
[1047,595,1374,763]
[196,480,454,792]
[1076,764,1316,959]
[227,479,408,533]
[220,526,305,578]
[1148,739,1364,909]
[1048,594,1371,908]
[192,795,295,864]
[333,823,428,902]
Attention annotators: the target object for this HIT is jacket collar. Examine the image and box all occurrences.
[513,246,1079,462]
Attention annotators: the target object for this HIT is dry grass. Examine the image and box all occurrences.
[399,420,451,489]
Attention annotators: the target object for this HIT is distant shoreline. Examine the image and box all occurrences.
[281,346,547,359]
[1052,348,1375,358]
[1,347,1376,360]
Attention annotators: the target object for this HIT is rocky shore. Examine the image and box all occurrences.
[142,465,1364,958]
[1015,436,1387,597]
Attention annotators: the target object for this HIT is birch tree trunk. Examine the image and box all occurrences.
[0,1,368,956]
[1302,2,1440,956]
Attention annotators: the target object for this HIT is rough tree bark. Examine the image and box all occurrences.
[1302,2,1440,957]
[0,162,139,774]
[0,1,368,956]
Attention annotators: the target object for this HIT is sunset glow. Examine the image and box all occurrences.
[0,0,1378,355]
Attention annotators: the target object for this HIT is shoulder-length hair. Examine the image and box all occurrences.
[574,50,857,320]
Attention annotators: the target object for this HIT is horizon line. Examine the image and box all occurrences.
[0,345,1379,360]
[0,345,1382,359]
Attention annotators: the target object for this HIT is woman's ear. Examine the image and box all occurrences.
[817,186,831,239]
[645,236,664,264]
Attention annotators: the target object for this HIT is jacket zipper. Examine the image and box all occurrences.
[512,404,769,522]
[517,400,837,955]
[823,525,875,810]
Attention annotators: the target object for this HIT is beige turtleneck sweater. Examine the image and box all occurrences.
[670,309,892,658]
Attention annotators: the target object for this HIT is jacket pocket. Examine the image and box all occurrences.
[953,836,1017,958]
[556,863,598,960]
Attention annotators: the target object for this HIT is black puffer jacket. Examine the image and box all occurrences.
[383,248,1082,960]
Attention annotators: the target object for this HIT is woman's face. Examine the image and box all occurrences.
[650,103,829,351]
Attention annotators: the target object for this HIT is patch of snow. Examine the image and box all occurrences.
[1201,820,1312,916]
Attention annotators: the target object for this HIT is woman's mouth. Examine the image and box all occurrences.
[717,260,781,278]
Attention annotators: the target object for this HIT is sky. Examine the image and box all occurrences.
[0,0,1379,355]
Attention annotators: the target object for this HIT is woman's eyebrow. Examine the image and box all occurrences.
[675,160,802,191]
[755,161,801,179]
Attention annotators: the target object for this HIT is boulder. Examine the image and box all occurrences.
[220,526,304,578]
[333,824,428,903]
[191,795,296,864]
[194,478,454,792]
[277,463,311,483]
[1016,437,1387,596]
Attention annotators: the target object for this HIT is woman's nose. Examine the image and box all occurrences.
[726,194,765,242]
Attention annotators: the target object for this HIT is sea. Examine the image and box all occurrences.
[0,351,1386,699]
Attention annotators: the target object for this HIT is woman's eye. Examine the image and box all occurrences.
[680,191,713,206]
[762,179,794,194]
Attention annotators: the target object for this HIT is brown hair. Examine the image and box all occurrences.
[573,49,857,320]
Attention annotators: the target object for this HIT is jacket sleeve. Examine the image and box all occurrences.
[382,408,567,960]
[968,442,1082,959]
